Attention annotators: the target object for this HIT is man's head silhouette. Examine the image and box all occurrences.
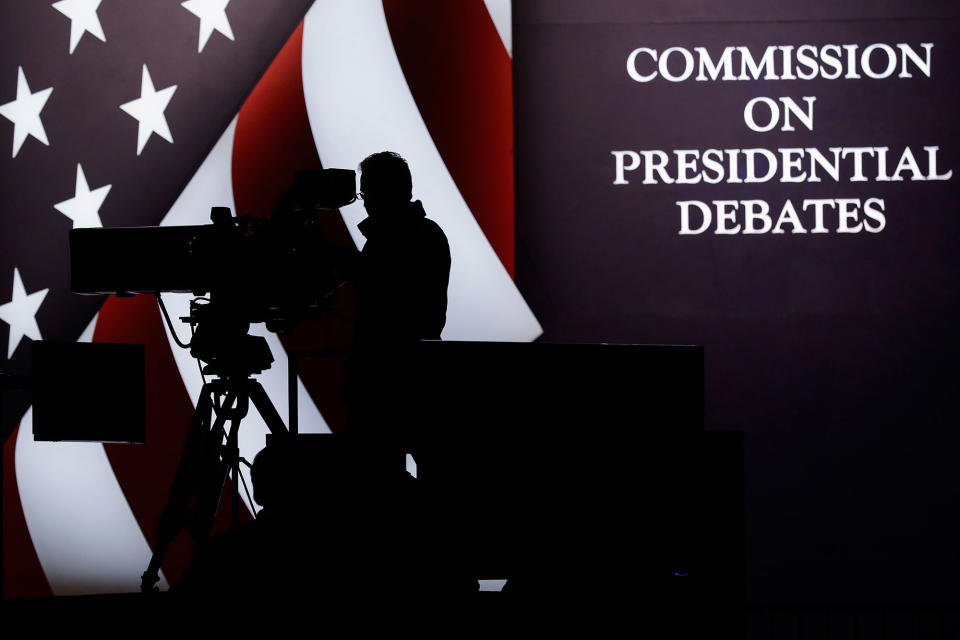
[358,151,413,218]
[251,443,294,509]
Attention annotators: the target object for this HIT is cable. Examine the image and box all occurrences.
[154,293,192,349]
[188,298,209,387]
[155,292,209,387]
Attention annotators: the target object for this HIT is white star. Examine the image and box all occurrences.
[119,65,177,155]
[52,0,106,54]
[181,0,235,53]
[0,269,49,359]
[54,163,111,228]
[0,67,53,158]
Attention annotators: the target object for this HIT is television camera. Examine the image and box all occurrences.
[69,168,359,591]
[70,168,357,374]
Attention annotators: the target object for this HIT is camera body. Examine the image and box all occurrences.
[70,168,358,322]
[70,168,358,373]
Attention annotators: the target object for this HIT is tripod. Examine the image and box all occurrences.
[140,371,288,592]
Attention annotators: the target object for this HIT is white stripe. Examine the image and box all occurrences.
[302,1,541,343]
[15,313,170,594]
[483,0,512,57]
[158,117,332,515]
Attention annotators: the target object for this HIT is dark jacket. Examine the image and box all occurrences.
[353,200,451,347]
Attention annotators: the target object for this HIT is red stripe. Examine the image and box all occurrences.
[232,21,326,220]
[383,0,515,276]
[95,295,251,586]
[232,20,354,433]
[2,424,52,597]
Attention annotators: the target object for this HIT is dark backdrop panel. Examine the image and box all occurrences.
[409,342,730,602]
[515,1,960,602]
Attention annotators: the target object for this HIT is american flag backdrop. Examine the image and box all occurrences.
[2,0,539,596]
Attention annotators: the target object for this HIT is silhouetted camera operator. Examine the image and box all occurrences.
[353,151,450,345]
[345,151,451,447]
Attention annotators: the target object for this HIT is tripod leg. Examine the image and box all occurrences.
[231,418,241,528]
[190,391,240,544]
[142,378,261,592]
[141,384,216,592]
[249,380,289,435]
